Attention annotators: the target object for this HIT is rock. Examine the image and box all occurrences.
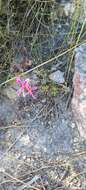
[49,70,65,84]
[63,2,75,17]
[2,83,17,100]
[72,44,86,138]
[0,97,17,126]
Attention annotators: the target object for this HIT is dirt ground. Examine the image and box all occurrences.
[0,79,86,190]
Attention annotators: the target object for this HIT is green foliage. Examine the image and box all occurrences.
[50,83,58,97]
[41,84,49,93]
[41,82,58,97]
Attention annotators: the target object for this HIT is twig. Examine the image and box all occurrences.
[67,171,86,188]
[18,175,40,190]
[0,129,25,161]
[0,170,40,190]
[40,176,46,190]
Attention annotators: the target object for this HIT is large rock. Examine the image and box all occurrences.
[72,44,86,138]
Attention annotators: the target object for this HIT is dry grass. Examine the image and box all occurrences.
[0,1,86,190]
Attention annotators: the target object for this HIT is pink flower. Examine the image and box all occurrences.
[16,77,37,98]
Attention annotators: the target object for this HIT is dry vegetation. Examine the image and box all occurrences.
[0,0,86,190]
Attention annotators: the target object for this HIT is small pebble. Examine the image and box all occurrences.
[71,123,76,128]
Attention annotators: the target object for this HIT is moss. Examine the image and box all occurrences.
[50,83,58,97]
[41,81,59,97]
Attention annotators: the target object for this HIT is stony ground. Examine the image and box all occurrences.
[0,78,86,190]
[0,0,86,189]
